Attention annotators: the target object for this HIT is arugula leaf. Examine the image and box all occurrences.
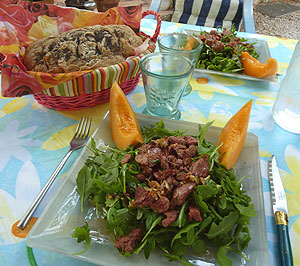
[197,121,214,146]
[135,237,149,254]
[192,239,207,254]
[141,120,186,143]
[76,165,92,212]
[197,216,213,234]
[144,237,155,259]
[194,179,219,200]
[184,225,196,245]
[142,215,163,242]
[90,177,120,194]
[216,246,232,266]
[173,241,187,257]
[72,222,91,255]
[120,163,140,194]
[171,222,201,247]
[218,197,227,210]
[193,192,210,213]
[101,168,119,184]
[234,222,252,250]
[162,254,192,266]
[178,200,189,228]
[153,228,177,244]
[105,196,120,208]
[106,207,133,235]
[208,203,223,220]
[227,246,249,261]
[88,137,98,154]
[145,211,160,231]
[235,203,256,217]
[207,211,239,239]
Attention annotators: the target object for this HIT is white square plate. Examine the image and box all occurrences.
[26,112,269,266]
[181,28,278,83]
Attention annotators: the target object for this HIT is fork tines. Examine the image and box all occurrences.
[75,117,92,139]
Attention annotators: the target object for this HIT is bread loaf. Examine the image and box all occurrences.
[24,25,143,73]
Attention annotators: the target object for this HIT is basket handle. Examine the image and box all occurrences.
[140,10,162,43]
[0,52,5,71]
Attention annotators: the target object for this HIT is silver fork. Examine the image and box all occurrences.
[17,117,92,229]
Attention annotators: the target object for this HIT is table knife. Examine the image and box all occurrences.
[268,155,294,266]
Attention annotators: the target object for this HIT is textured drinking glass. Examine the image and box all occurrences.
[272,40,300,133]
[158,33,202,96]
[140,52,194,120]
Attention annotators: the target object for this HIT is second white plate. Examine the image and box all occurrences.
[181,28,278,83]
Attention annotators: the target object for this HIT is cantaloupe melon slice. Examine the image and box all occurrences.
[184,37,198,50]
[217,100,252,169]
[109,82,143,150]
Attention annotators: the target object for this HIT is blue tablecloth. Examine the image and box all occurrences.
[0,19,299,266]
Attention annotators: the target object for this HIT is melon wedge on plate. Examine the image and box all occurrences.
[217,100,253,169]
[109,82,144,150]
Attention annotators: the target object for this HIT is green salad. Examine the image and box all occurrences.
[195,27,259,73]
[72,121,256,266]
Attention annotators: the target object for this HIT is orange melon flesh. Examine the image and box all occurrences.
[217,100,252,169]
[184,37,198,50]
[109,81,143,150]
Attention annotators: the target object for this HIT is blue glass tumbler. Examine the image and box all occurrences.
[140,52,194,120]
[158,33,202,96]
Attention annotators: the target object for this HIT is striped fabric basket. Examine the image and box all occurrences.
[33,10,161,111]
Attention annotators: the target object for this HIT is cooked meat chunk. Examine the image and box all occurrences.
[141,166,152,177]
[151,196,170,214]
[172,183,196,206]
[121,154,131,164]
[183,136,198,146]
[135,186,148,204]
[191,157,210,177]
[211,40,225,52]
[222,29,232,35]
[188,205,202,222]
[147,147,162,167]
[138,143,151,153]
[168,136,186,145]
[114,228,143,253]
[176,171,187,181]
[185,145,197,157]
[136,173,146,182]
[162,210,179,227]
[210,30,219,36]
[134,187,154,207]
[135,153,148,166]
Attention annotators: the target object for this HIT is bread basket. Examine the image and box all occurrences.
[33,10,161,110]
[0,2,161,111]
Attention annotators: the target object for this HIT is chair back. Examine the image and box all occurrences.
[171,0,243,30]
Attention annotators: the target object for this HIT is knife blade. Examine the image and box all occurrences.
[268,155,294,266]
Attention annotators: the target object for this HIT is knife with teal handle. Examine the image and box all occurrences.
[269,156,294,266]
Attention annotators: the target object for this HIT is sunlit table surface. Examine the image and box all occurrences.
[0,18,299,266]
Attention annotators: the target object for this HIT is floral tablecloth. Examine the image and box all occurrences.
[0,19,299,266]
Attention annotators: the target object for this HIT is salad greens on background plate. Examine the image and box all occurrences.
[181,28,278,83]
[26,112,269,266]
